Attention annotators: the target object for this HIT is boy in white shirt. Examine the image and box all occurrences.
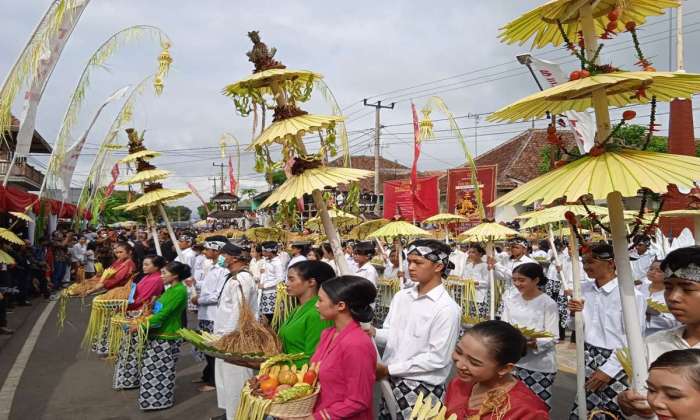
[353,241,379,288]
[367,239,461,419]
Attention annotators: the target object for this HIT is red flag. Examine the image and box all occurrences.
[228,155,236,194]
[103,163,120,198]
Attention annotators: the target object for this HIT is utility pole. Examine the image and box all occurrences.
[363,99,395,215]
[208,176,219,195]
[212,162,225,194]
[467,113,481,157]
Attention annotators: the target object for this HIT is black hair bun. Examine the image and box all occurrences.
[349,304,374,323]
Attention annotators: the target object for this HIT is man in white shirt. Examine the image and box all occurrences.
[190,235,229,392]
[176,235,198,312]
[567,244,646,419]
[630,234,656,285]
[287,241,308,278]
[368,239,461,419]
[259,241,285,323]
[448,241,467,278]
[489,237,536,308]
[343,240,358,273]
[212,243,258,420]
[616,246,700,418]
[70,236,87,280]
[353,241,379,288]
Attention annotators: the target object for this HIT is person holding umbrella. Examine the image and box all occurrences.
[567,243,646,419]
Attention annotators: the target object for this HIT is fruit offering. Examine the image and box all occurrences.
[235,354,319,420]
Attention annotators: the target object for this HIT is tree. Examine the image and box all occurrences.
[616,124,667,152]
[240,187,258,199]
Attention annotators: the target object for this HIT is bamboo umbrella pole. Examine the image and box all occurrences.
[159,203,183,260]
[146,208,162,256]
[486,240,496,320]
[566,219,587,420]
[608,192,647,391]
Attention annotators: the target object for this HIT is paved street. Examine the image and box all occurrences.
[0,298,576,419]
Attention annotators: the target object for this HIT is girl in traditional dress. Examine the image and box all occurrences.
[278,260,334,368]
[463,243,490,321]
[132,261,189,411]
[501,263,559,409]
[259,241,284,323]
[646,349,700,420]
[85,242,137,294]
[641,260,680,336]
[310,275,377,420]
[113,255,167,390]
[445,320,549,419]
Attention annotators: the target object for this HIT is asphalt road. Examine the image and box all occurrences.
[0,298,576,419]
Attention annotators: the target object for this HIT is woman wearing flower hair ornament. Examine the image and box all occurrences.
[366,238,461,419]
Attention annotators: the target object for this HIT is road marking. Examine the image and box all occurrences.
[0,300,56,420]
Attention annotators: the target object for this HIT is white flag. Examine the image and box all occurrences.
[529,56,596,153]
[14,0,91,159]
[59,86,129,199]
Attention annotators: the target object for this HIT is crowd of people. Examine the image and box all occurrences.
[6,222,700,419]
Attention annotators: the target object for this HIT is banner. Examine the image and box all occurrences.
[58,86,128,199]
[228,155,236,193]
[410,102,421,199]
[383,176,439,222]
[447,165,497,225]
[103,163,120,198]
[13,0,90,160]
[529,56,595,153]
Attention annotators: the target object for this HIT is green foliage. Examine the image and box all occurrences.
[163,205,191,222]
[270,169,287,186]
[240,188,258,199]
[616,124,667,152]
[197,204,211,220]
[538,145,554,174]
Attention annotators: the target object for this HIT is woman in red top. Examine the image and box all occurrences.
[445,320,549,420]
[307,275,377,420]
[86,242,136,294]
[127,255,166,311]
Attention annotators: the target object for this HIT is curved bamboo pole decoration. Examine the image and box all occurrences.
[74,76,153,227]
[314,79,350,166]
[0,0,71,138]
[40,25,173,199]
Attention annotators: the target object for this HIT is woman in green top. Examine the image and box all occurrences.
[134,261,189,411]
[278,260,335,368]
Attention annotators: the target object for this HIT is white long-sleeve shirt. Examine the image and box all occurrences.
[494,255,536,299]
[260,256,284,290]
[213,270,258,335]
[345,253,358,273]
[376,284,461,385]
[175,247,197,274]
[567,277,647,378]
[630,250,656,283]
[639,286,680,336]
[461,261,490,302]
[449,250,467,279]
[355,261,378,288]
[197,265,230,321]
[502,292,559,373]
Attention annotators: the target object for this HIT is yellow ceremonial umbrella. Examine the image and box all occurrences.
[458,222,519,320]
[223,68,322,98]
[0,228,24,245]
[115,188,190,212]
[244,227,287,243]
[260,167,373,208]
[499,0,679,49]
[659,209,700,245]
[367,220,430,240]
[424,213,468,243]
[488,72,700,123]
[250,115,343,148]
[8,211,32,222]
[118,149,161,163]
[517,204,609,229]
[347,218,391,241]
[305,208,361,231]
[0,249,15,265]
[117,169,171,185]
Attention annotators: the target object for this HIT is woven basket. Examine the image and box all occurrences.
[203,350,269,369]
[267,387,321,418]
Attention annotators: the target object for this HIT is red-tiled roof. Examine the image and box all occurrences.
[436,128,577,193]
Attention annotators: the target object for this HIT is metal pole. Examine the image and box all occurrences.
[677,1,685,72]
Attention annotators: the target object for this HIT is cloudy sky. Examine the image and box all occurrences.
[2,0,699,214]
